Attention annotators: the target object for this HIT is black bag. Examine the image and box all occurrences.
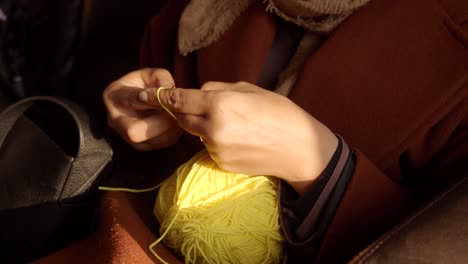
[0,96,112,263]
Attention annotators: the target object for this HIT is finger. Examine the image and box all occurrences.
[118,68,174,88]
[200,81,261,93]
[142,68,175,88]
[129,127,183,151]
[106,86,159,114]
[175,114,209,138]
[125,113,178,143]
[109,115,138,142]
[129,137,172,151]
[110,112,176,143]
[141,87,210,116]
[103,68,174,113]
[138,87,175,117]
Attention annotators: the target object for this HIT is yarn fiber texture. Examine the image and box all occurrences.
[154,149,286,264]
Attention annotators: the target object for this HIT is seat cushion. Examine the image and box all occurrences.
[351,172,468,263]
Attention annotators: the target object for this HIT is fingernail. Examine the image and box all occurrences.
[138,91,149,103]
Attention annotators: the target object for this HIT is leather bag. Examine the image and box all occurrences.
[0,96,112,263]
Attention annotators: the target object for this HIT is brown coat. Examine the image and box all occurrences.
[36,0,468,263]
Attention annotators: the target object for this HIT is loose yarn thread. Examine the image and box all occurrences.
[156,86,177,119]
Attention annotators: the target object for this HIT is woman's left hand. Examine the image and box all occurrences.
[143,81,338,195]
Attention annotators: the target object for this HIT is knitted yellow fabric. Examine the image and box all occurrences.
[152,149,286,264]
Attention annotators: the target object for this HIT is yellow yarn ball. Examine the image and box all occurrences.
[154,150,286,264]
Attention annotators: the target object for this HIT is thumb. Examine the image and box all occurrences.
[106,86,156,111]
[140,87,209,116]
[140,87,210,137]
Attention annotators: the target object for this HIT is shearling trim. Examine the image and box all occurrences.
[178,0,256,55]
[178,0,371,96]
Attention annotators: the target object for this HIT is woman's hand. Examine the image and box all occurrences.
[142,81,338,195]
[102,68,183,151]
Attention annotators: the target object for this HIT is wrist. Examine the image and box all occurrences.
[286,124,338,196]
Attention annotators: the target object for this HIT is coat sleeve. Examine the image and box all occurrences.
[280,116,468,263]
[279,142,416,263]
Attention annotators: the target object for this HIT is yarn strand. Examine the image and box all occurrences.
[98,184,161,193]
[156,86,177,119]
[149,208,183,264]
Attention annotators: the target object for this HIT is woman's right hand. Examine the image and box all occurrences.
[102,68,183,151]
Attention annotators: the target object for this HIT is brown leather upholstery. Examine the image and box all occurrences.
[351,172,468,264]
